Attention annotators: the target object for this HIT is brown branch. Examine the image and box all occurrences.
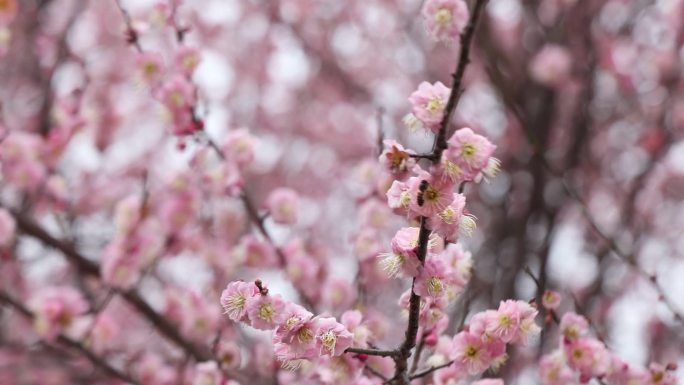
[431,0,489,160]
[114,0,143,52]
[409,360,455,380]
[345,347,397,357]
[409,333,427,374]
[365,364,390,382]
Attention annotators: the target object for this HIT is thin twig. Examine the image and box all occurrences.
[409,360,455,380]
[365,364,390,382]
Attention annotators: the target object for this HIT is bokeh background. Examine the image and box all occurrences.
[1,0,683,383]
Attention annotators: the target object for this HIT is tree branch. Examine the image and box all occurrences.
[345,347,398,357]
[391,2,489,383]
[409,360,455,380]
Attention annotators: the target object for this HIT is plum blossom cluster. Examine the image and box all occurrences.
[423,300,540,383]
[539,311,678,385]
[384,126,497,245]
[135,46,203,137]
[220,280,373,376]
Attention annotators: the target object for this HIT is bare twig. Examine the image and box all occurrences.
[409,360,455,380]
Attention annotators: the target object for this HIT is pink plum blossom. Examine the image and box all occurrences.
[266,188,299,225]
[407,81,452,132]
[220,281,259,322]
[421,0,470,42]
[314,317,353,356]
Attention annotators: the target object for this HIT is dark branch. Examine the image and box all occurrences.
[345,347,397,358]
[409,360,455,380]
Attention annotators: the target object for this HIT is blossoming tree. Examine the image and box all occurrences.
[0,0,682,384]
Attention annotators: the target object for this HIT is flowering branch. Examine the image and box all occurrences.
[391,1,489,384]
[432,0,489,159]
[4,207,252,383]
[0,290,139,385]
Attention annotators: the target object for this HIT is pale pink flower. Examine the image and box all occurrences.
[414,257,457,299]
[159,75,195,112]
[192,361,223,385]
[419,298,449,330]
[220,281,259,322]
[606,356,649,385]
[235,234,277,268]
[216,340,242,370]
[563,337,610,379]
[314,317,353,356]
[472,379,504,385]
[485,300,522,343]
[282,239,321,291]
[316,354,364,384]
[341,310,371,348]
[0,208,16,246]
[386,180,412,215]
[322,279,356,311]
[512,300,541,345]
[136,52,165,86]
[542,290,562,310]
[352,228,384,262]
[29,287,88,341]
[427,193,466,241]
[422,0,470,42]
[379,140,416,179]
[378,227,423,278]
[89,314,120,353]
[647,363,678,385]
[266,188,299,225]
[113,195,143,234]
[175,46,201,76]
[408,171,455,217]
[181,291,220,341]
[468,309,497,338]
[539,351,575,385]
[0,132,47,190]
[560,312,589,340]
[408,81,451,132]
[274,304,318,365]
[223,128,256,168]
[450,331,493,375]
[530,44,573,87]
[101,239,142,290]
[445,127,497,181]
[358,199,393,229]
[440,243,473,284]
[245,293,287,330]
[275,303,313,338]
[136,353,177,385]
